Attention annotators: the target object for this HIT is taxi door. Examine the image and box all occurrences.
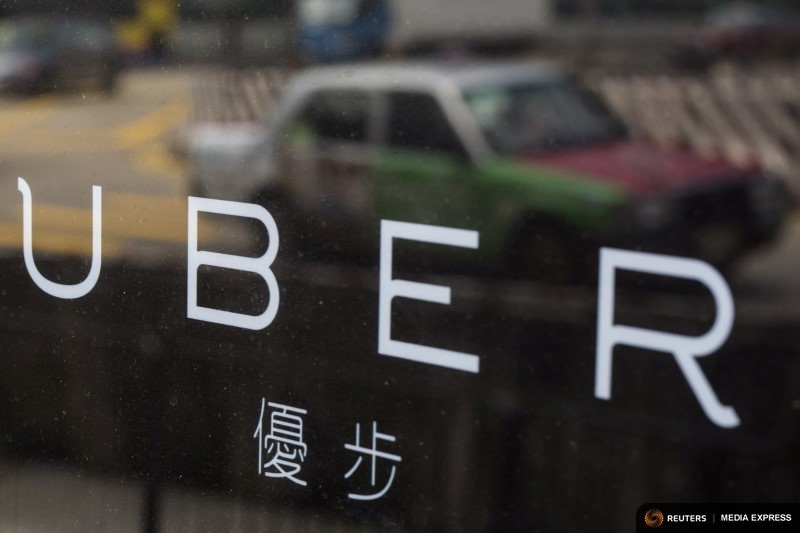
[278,88,380,258]
[370,89,493,274]
[372,90,478,230]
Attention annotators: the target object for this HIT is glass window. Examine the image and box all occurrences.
[464,80,625,154]
[387,92,466,157]
[296,90,371,142]
[1,1,799,532]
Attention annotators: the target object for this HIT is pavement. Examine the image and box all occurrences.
[0,457,385,533]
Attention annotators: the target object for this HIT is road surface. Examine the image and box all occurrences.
[0,69,192,262]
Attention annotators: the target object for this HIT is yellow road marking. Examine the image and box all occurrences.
[107,193,188,242]
[0,189,256,258]
[0,96,59,137]
[0,222,123,258]
[135,142,187,182]
[0,97,187,155]
[106,191,185,211]
[0,93,190,186]
[0,129,118,153]
[114,98,189,150]
[0,193,203,246]
[0,223,18,246]
[5,194,187,244]
[0,88,196,257]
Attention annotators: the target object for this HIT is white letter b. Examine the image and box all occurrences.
[187,196,279,330]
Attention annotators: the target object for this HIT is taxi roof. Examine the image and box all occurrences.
[290,60,563,93]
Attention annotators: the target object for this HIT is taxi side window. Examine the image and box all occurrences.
[296,90,371,143]
[387,92,468,159]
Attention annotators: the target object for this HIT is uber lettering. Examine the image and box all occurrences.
[596,248,738,428]
[16,180,741,427]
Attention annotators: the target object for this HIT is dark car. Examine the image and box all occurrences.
[676,2,800,67]
[0,16,123,94]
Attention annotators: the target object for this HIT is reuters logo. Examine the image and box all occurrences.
[645,509,665,528]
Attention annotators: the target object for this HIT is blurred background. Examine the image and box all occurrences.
[1,1,800,532]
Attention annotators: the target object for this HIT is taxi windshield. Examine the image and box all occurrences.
[463,80,626,155]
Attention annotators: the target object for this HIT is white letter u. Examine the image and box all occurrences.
[18,177,102,299]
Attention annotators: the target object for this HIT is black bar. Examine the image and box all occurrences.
[637,504,799,532]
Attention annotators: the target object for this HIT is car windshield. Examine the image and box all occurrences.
[463,80,625,155]
[0,20,52,49]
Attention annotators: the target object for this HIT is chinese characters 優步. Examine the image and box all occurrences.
[253,399,402,500]
[344,421,402,501]
[253,398,308,487]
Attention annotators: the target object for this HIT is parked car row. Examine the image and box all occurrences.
[295,0,800,68]
[0,16,123,95]
[676,2,800,67]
